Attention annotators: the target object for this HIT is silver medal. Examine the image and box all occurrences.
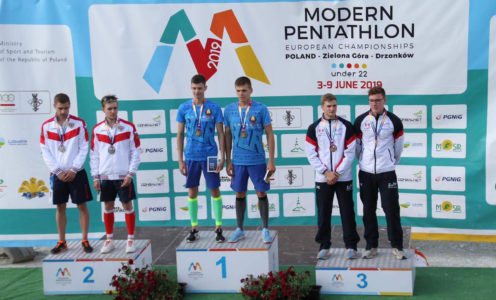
[108,145,116,154]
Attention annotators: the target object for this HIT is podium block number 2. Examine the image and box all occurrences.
[216,256,227,278]
[356,273,368,289]
[83,266,95,283]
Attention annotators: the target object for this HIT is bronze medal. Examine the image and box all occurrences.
[330,144,337,152]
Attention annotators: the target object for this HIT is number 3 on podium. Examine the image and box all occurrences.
[216,256,227,278]
[356,273,368,289]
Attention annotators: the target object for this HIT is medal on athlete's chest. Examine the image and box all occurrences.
[108,145,116,154]
[195,129,202,136]
[240,131,248,138]
[58,145,66,152]
[330,143,337,152]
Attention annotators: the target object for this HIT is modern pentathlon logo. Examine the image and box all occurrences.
[143,9,270,93]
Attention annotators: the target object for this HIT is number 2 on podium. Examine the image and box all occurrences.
[216,256,227,278]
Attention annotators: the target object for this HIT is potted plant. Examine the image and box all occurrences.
[240,266,320,299]
[110,259,185,300]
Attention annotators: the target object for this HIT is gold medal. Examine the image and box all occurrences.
[240,131,248,138]
[330,144,337,152]
[195,129,202,136]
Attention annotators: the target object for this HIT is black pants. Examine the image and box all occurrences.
[315,181,360,250]
[359,170,403,250]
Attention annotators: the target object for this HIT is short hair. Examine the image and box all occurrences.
[191,74,206,85]
[235,76,252,88]
[54,93,70,105]
[321,93,337,105]
[101,94,118,108]
[368,86,386,97]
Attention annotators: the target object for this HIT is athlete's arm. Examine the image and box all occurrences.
[177,122,187,176]
[225,125,233,177]
[215,122,225,173]
[264,124,276,173]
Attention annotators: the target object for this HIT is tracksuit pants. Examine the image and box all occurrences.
[358,170,404,250]
[315,181,360,250]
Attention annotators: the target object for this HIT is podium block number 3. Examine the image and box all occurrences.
[83,266,95,283]
[356,273,367,289]
[216,256,227,278]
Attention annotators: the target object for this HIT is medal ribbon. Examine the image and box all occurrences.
[368,111,387,142]
[105,117,120,146]
[321,116,338,146]
[238,100,252,134]
[55,115,70,148]
[192,101,204,133]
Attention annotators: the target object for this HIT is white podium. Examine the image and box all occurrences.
[316,248,415,296]
[176,230,279,293]
[43,240,152,295]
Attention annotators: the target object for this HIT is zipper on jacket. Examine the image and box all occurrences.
[374,117,377,174]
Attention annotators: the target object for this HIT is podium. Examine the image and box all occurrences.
[176,230,279,293]
[42,240,152,295]
[316,248,415,296]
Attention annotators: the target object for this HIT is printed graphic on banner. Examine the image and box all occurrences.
[281,134,307,158]
[431,166,466,192]
[89,0,468,99]
[487,15,496,205]
[101,200,126,222]
[249,165,315,190]
[173,169,206,193]
[262,134,278,158]
[0,91,51,114]
[138,197,171,221]
[268,106,313,130]
[174,196,207,221]
[317,105,351,122]
[432,194,466,220]
[432,133,466,158]
[247,194,280,218]
[398,193,427,218]
[283,193,316,217]
[132,110,166,134]
[432,105,467,129]
[396,165,426,190]
[402,133,427,158]
[140,138,167,162]
[393,105,427,129]
[212,194,236,219]
[136,169,169,194]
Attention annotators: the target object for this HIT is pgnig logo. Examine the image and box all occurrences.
[143,9,270,93]
[435,139,462,152]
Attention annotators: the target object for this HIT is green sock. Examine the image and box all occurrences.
[212,196,223,226]
[188,198,198,226]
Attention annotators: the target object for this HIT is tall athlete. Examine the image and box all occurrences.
[90,95,141,254]
[40,93,93,254]
[354,86,406,260]
[177,74,226,243]
[224,76,276,244]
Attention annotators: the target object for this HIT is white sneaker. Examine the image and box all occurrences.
[392,248,407,260]
[346,249,359,260]
[362,248,378,259]
[100,239,114,254]
[126,239,136,253]
[317,249,329,260]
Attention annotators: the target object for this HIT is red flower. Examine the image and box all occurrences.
[128,259,134,265]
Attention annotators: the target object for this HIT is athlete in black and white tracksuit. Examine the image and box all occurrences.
[354,109,404,251]
[305,115,360,252]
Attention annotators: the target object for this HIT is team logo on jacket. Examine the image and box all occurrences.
[250,115,256,123]
[205,108,212,116]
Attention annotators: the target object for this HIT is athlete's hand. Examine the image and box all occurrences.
[325,171,337,185]
[65,171,76,182]
[215,158,225,173]
[267,160,276,174]
[179,161,187,176]
[93,180,101,192]
[121,176,132,188]
[57,172,68,182]
[226,161,234,177]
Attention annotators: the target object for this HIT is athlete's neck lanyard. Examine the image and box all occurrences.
[321,116,338,146]
[105,118,120,146]
[368,111,387,143]
[55,115,70,147]
[238,100,252,134]
[192,100,204,133]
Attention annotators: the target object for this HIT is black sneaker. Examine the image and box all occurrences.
[82,240,93,253]
[50,241,68,254]
[186,229,199,243]
[215,228,225,243]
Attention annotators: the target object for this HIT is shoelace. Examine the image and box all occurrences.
[56,241,65,247]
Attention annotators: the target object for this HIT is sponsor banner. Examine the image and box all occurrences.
[140,138,168,162]
[136,169,169,194]
[138,197,171,221]
[432,133,466,158]
[431,166,466,192]
[487,16,496,205]
[283,192,316,217]
[172,169,206,193]
[402,133,427,158]
[132,110,166,134]
[247,193,280,218]
[431,105,467,129]
[0,91,50,114]
[100,200,126,222]
[396,165,426,190]
[96,110,128,123]
[281,134,306,158]
[398,193,427,218]
[262,134,278,158]
[249,165,315,190]
[432,194,466,220]
[268,106,313,130]
[170,109,178,134]
[317,105,351,122]
[356,192,385,217]
[392,105,427,129]
[89,0,468,99]
[174,195,207,221]
[211,194,236,219]
[355,105,389,117]
[218,169,232,192]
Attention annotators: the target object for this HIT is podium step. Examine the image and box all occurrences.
[176,230,276,250]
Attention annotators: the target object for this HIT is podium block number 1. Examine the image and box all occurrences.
[216,256,227,278]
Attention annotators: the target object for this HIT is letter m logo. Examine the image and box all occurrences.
[332,274,343,281]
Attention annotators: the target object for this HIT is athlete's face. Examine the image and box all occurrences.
[54,102,70,121]
[191,82,207,102]
[235,84,253,103]
[369,93,386,116]
[103,101,118,122]
[321,100,337,119]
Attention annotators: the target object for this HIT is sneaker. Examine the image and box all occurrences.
[317,249,329,260]
[81,240,93,253]
[262,228,272,244]
[346,248,359,260]
[126,239,136,253]
[100,239,115,254]
[186,229,199,243]
[215,228,225,243]
[228,228,246,243]
[50,241,67,254]
[392,248,407,260]
[362,248,378,259]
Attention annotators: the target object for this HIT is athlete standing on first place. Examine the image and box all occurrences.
[40,93,93,254]
[177,74,226,243]
[224,76,276,244]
